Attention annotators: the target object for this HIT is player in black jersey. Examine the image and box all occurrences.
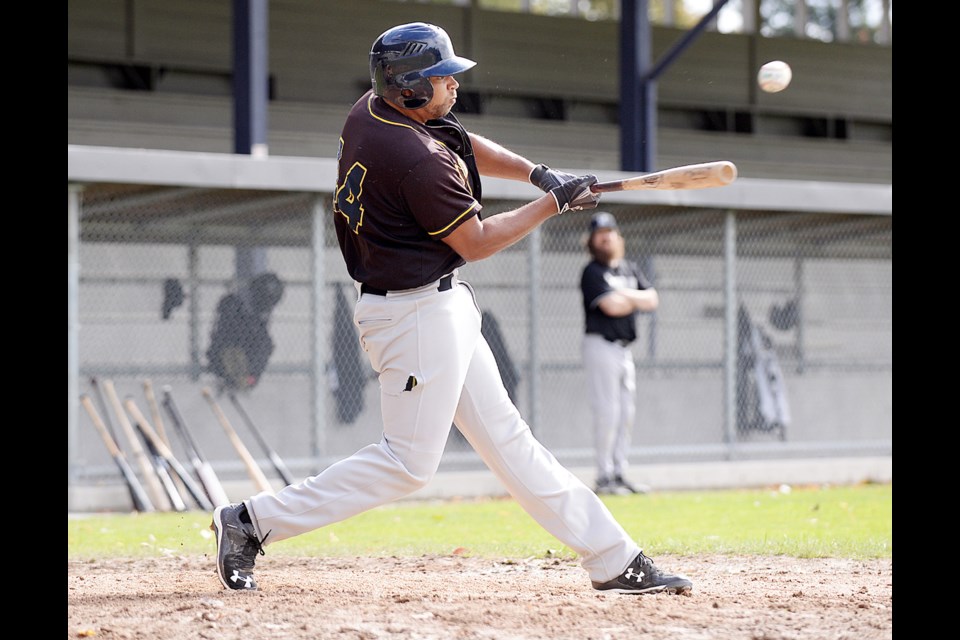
[212,22,691,598]
[580,212,659,495]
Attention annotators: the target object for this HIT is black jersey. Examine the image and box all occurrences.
[333,91,483,291]
[580,259,653,344]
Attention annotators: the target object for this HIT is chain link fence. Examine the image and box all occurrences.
[68,153,891,498]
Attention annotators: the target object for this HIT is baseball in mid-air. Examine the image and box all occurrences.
[757,60,792,93]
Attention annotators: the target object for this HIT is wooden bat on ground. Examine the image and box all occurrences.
[161,386,231,507]
[202,386,274,494]
[228,391,296,486]
[124,397,215,511]
[590,161,738,193]
[79,394,155,513]
[101,379,174,511]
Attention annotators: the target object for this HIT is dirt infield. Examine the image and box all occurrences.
[67,553,891,639]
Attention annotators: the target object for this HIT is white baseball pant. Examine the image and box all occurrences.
[244,272,639,583]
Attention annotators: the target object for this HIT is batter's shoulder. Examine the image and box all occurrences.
[351,95,445,161]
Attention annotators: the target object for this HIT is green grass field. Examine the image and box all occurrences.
[68,482,891,561]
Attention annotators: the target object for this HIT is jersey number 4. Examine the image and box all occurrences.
[335,162,368,235]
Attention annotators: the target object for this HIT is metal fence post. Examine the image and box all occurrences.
[68,183,84,486]
[528,227,541,435]
[311,195,327,468]
[723,209,737,453]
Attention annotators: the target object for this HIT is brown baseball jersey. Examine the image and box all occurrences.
[333,90,484,291]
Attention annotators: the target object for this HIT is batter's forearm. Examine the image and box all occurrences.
[444,196,559,261]
[469,133,536,181]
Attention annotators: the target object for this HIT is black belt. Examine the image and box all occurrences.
[361,273,455,297]
[601,336,631,347]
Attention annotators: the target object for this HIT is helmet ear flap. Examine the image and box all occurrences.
[395,74,433,109]
[372,63,432,109]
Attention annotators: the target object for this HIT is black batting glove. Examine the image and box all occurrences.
[549,175,601,214]
[529,164,578,193]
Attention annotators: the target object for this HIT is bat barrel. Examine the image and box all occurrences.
[590,160,738,193]
[718,161,738,183]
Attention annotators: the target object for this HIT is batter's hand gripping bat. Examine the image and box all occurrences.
[79,394,155,513]
[202,386,274,494]
[590,161,738,193]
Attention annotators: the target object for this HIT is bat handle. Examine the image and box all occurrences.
[590,182,619,194]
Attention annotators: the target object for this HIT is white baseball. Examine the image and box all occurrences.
[758,60,792,93]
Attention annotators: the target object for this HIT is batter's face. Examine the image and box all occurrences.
[414,75,460,122]
[589,228,625,264]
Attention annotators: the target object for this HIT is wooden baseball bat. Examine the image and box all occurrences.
[142,379,170,447]
[161,386,231,507]
[202,386,274,494]
[89,376,120,444]
[101,379,174,511]
[135,420,188,512]
[79,394,155,513]
[228,391,296,486]
[590,161,738,193]
[125,397,215,511]
[142,378,192,503]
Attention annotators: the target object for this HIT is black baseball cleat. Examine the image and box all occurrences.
[592,551,693,595]
[211,503,269,591]
[595,477,631,496]
[614,474,651,495]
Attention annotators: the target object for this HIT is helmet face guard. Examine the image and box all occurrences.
[370,22,476,110]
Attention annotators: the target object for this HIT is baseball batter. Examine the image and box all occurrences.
[212,21,691,597]
[580,212,658,495]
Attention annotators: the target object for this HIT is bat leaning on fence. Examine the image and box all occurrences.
[134,419,187,512]
[202,386,274,494]
[161,386,231,508]
[124,398,215,511]
[142,377,192,503]
[228,391,296,486]
[142,379,171,447]
[79,393,155,513]
[101,379,174,511]
[89,376,120,446]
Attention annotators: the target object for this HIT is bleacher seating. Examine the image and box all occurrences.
[67,0,892,184]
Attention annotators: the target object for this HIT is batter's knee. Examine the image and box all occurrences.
[381,444,443,491]
[403,454,444,488]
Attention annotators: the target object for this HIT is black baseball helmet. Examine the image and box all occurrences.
[369,22,476,110]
